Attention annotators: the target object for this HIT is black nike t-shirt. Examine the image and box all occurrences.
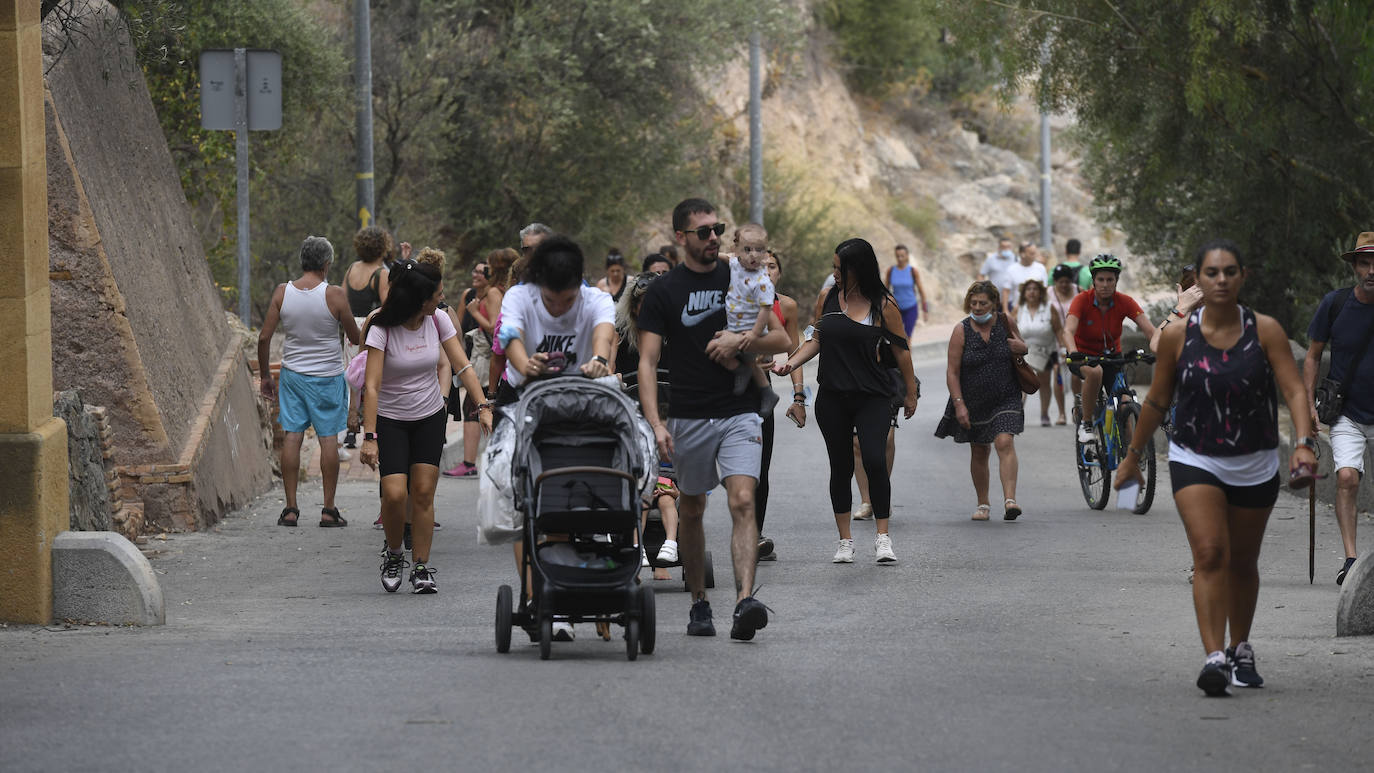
[637,261,758,419]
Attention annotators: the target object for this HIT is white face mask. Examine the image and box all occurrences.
[971,311,994,324]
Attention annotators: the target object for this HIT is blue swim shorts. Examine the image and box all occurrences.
[278,368,348,436]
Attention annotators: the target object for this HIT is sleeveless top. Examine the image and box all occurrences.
[816,290,905,396]
[1016,302,1054,350]
[1171,306,1277,456]
[346,265,384,317]
[1049,289,1073,334]
[281,280,345,377]
[889,265,918,309]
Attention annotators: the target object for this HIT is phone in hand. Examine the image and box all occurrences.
[787,411,803,428]
[543,351,566,374]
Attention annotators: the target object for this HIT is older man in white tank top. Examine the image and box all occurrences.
[257,236,362,527]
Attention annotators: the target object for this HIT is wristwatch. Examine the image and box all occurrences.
[591,355,609,366]
[1296,436,1319,455]
[363,432,377,442]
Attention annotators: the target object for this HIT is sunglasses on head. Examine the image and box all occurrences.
[678,223,727,240]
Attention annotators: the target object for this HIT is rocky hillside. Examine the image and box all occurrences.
[642,26,1130,321]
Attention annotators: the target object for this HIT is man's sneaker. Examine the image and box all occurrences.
[409,563,438,594]
[380,551,409,593]
[852,502,873,520]
[1196,654,1231,697]
[553,622,575,642]
[875,533,897,564]
[730,596,770,641]
[757,536,776,562]
[657,539,679,563]
[1227,642,1264,688]
[441,461,477,478]
[833,538,855,563]
[1337,556,1357,585]
[372,515,384,530]
[687,599,715,636]
[1077,424,1095,444]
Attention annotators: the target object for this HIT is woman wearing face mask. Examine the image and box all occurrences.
[935,281,1029,521]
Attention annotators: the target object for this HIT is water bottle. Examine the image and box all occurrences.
[1103,403,1114,442]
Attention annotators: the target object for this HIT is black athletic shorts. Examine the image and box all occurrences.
[375,408,448,477]
[1168,462,1280,509]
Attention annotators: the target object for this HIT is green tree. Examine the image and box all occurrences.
[821,0,988,99]
[942,0,1374,333]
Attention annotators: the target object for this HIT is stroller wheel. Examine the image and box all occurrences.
[495,585,513,654]
[682,550,718,593]
[639,584,656,655]
[625,618,640,661]
[538,615,553,661]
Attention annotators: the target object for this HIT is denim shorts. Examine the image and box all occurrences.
[278,369,348,436]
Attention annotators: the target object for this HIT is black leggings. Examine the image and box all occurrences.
[815,388,893,518]
[756,412,774,532]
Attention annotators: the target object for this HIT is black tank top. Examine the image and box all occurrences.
[816,289,904,396]
[347,266,384,317]
[1171,306,1278,456]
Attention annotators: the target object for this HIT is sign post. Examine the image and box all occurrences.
[200,49,282,325]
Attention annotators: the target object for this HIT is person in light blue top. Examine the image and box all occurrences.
[885,244,928,338]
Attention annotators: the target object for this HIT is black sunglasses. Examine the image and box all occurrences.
[678,223,727,240]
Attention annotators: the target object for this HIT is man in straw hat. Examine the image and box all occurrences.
[1303,232,1374,585]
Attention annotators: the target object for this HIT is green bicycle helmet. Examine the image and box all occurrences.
[1088,253,1122,275]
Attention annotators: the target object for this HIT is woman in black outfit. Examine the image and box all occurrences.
[775,238,919,564]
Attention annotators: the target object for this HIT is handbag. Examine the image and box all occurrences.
[876,307,919,408]
[1000,312,1039,395]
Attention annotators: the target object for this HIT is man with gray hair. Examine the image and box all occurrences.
[258,236,362,527]
[519,222,554,257]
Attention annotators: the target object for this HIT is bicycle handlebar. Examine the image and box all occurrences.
[1065,349,1156,367]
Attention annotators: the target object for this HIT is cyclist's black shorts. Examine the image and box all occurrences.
[1068,358,1121,390]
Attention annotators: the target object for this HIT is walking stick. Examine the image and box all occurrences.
[1309,485,1316,585]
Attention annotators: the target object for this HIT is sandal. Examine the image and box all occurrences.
[1004,499,1022,521]
[319,507,348,527]
[277,507,300,527]
[971,504,991,521]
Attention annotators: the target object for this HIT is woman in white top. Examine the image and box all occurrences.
[360,256,492,595]
[1016,279,1063,426]
[1048,263,1081,425]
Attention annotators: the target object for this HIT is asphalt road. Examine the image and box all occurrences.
[3,354,1372,773]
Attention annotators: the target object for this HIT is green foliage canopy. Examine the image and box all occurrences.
[943,0,1374,332]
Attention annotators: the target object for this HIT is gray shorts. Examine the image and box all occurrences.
[667,414,764,495]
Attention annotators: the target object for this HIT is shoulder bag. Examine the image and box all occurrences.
[1000,312,1040,395]
[1315,288,1371,424]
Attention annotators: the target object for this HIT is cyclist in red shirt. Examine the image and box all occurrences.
[1058,254,1159,443]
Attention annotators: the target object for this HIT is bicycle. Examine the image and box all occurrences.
[1066,350,1158,513]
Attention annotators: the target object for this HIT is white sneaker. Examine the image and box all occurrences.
[656,539,678,563]
[875,534,897,564]
[1076,424,1094,444]
[641,549,650,567]
[852,503,873,521]
[552,622,575,642]
[832,538,855,563]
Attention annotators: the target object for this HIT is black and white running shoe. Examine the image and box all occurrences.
[1197,658,1231,697]
[380,552,409,593]
[1227,642,1264,688]
[409,563,437,594]
[1337,556,1356,586]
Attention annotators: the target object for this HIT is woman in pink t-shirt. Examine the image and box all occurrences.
[360,257,492,595]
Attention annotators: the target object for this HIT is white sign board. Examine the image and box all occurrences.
[199,49,282,131]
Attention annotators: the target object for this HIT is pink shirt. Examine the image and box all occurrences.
[366,312,457,421]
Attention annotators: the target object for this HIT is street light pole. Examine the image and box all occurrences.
[354,0,375,230]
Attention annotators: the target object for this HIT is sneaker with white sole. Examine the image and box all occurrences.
[875,533,897,564]
[409,563,437,594]
[1227,642,1264,688]
[379,551,409,593]
[852,503,873,521]
[833,538,855,563]
[657,539,679,563]
[552,622,575,641]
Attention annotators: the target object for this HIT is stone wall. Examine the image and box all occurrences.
[41,1,273,533]
[53,390,112,532]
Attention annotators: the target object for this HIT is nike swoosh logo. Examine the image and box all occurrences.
[681,306,722,327]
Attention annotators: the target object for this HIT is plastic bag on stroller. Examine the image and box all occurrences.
[477,418,521,544]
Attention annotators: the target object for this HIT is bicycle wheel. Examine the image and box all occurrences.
[1118,402,1157,514]
[1076,424,1109,510]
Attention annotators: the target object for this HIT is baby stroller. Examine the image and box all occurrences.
[621,369,715,592]
[494,376,658,660]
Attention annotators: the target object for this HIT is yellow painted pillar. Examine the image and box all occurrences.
[0,0,69,624]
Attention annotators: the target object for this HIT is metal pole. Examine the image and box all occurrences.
[234,48,251,326]
[748,28,763,225]
[354,0,375,229]
[1039,110,1052,251]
